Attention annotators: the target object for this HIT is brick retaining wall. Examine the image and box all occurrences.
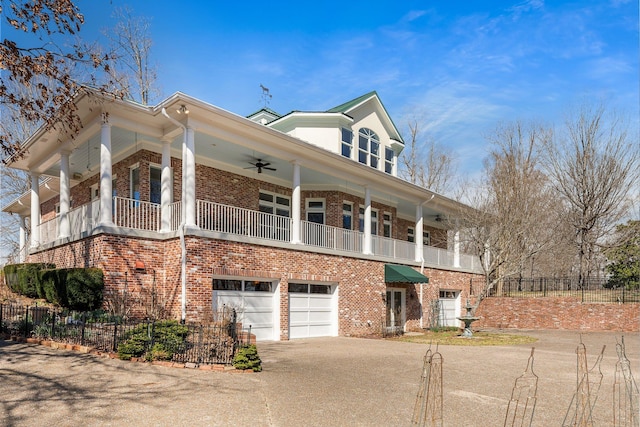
[475,297,639,332]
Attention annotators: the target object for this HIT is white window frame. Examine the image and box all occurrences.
[358,128,380,169]
[259,190,291,217]
[129,162,140,201]
[383,212,392,238]
[90,175,117,201]
[342,202,353,230]
[341,128,353,159]
[384,147,394,174]
[306,198,325,225]
[149,163,162,205]
[423,230,431,246]
[408,227,430,245]
[359,205,378,235]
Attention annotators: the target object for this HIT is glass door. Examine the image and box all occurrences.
[385,288,405,333]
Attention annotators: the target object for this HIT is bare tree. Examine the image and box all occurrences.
[0,0,119,158]
[399,118,457,196]
[0,79,51,264]
[457,121,559,309]
[541,102,639,287]
[102,6,159,105]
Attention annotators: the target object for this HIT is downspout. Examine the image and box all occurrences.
[419,194,435,330]
[161,107,188,323]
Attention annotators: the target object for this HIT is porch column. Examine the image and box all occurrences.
[99,113,114,226]
[415,204,424,262]
[58,150,71,238]
[453,227,461,268]
[30,172,40,248]
[184,125,196,227]
[19,215,27,262]
[160,138,173,232]
[291,161,301,244]
[363,186,372,255]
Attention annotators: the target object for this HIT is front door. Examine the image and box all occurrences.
[385,288,405,332]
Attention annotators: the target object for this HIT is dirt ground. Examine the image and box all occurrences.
[1,329,638,426]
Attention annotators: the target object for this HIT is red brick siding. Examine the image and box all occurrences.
[475,297,639,332]
[27,232,477,339]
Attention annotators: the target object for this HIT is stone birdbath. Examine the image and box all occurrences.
[457,299,479,337]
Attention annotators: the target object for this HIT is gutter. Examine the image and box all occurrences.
[419,194,435,330]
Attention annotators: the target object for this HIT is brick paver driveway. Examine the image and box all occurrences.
[1,330,637,426]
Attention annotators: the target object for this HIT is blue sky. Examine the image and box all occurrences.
[12,0,640,177]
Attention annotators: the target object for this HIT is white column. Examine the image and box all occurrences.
[99,114,113,226]
[363,186,372,255]
[30,172,40,248]
[415,204,424,262]
[58,150,71,238]
[453,227,461,268]
[160,138,172,231]
[19,215,27,262]
[184,126,196,227]
[291,161,301,244]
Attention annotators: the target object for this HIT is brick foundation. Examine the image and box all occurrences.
[475,297,639,332]
[27,232,479,339]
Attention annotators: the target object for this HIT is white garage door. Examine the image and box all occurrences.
[289,283,336,339]
[213,279,277,341]
[438,290,460,327]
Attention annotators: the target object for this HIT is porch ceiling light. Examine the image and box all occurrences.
[176,104,189,114]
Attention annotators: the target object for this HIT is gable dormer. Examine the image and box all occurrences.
[267,91,405,177]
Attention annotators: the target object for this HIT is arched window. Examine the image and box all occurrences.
[358,128,380,169]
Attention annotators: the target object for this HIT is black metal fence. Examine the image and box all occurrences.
[0,304,250,365]
[474,277,640,304]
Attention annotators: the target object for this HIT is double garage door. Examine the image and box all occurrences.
[214,281,337,341]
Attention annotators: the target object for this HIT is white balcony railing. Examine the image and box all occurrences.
[113,196,161,231]
[35,199,100,245]
[33,197,482,272]
[371,235,414,259]
[197,200,291,242]
[301,220,362,253]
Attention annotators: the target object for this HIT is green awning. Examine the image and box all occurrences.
[384,264,430,283]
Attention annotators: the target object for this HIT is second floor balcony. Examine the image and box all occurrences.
[33,196,483,274]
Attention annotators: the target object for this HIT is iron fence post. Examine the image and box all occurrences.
[112,319,118,353]
[51,310,56,340]
[24,306,29,337]
[80,312,87,346]
[0,304,3,334]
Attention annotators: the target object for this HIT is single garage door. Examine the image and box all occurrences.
[289,283,336,339]
[213,279,277,341]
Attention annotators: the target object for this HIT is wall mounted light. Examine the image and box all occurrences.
[135,260,146,272]
[176,104,189,114]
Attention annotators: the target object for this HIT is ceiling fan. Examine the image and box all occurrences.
[246,159,276,174]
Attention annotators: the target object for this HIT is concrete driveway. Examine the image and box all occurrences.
[1,330,637,426]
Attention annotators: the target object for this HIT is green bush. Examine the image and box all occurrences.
[65,268,103,311]
[39,269,67,306]
[117,320,189,361]
[3,263,55,297]
[232,344,262,372]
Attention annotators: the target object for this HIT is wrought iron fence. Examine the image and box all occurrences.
[474,277,640,304]
[0,304,250,365]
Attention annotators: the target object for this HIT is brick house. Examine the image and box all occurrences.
[3,89,483,340]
